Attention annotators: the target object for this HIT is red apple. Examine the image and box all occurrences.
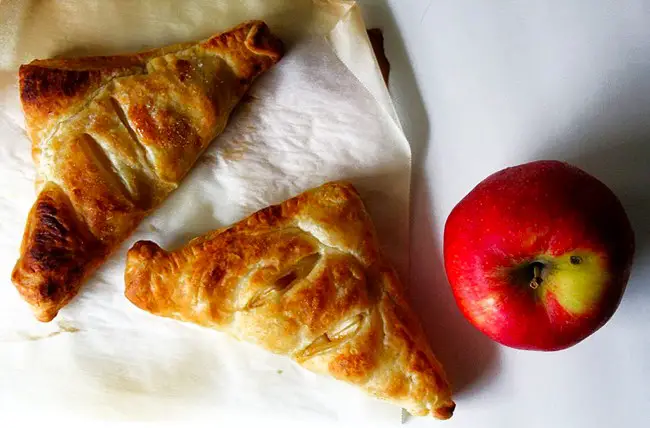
[443,160,635,351]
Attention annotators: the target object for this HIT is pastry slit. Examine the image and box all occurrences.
[80,133,134,203]
[295,313,365,361]
[108,97,156,175]
[275,252,321,288]
[244,253,322,310]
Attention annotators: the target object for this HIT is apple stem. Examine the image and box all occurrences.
[529,263,543,290]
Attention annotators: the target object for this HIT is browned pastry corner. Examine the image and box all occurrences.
[12,21,284,322]
[124,181,455,419]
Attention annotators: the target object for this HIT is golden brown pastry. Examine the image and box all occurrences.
[125,181,455,419]
[11,21,283,322]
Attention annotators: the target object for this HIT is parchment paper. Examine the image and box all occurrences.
[0,1,411,424]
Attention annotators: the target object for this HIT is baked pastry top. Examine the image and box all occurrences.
[125,181,455,419]
[12,20,283,322]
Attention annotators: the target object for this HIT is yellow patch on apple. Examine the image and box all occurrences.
[539,252,609,315]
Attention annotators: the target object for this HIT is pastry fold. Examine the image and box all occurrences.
[125,182,455,419]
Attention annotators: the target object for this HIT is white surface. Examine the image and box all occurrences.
[359,0,650,427]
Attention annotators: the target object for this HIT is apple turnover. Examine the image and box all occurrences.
[12,21,283,322]
[125,181,455,418]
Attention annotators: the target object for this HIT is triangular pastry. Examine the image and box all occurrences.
[125,182,455,419]
[12,21,283,321]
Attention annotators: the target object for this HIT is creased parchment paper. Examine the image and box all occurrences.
[0,1,410,424]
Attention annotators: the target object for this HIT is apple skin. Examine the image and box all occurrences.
[443,160,635,351]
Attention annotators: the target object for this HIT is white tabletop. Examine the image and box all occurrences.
[359,0,650,427]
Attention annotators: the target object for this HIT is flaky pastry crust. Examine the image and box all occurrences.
[125,182,455,419]
[12,21,283,322]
